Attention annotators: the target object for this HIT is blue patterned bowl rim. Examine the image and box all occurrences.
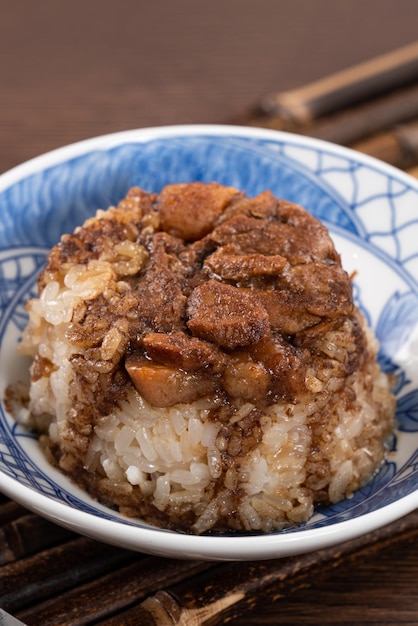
[0,124,417,560]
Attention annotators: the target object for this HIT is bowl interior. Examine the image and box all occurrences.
[1,125,418,559]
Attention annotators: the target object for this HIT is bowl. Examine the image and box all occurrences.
[0,124,417,561]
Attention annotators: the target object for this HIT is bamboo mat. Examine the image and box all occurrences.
[1,44,418,626]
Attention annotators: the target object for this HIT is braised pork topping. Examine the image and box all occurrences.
[40,183,354,409]
[187,280,271,349]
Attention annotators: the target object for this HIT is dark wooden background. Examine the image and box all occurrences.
[1,0,418,171]
[1,1,418,624]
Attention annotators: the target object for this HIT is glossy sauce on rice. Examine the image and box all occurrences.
[6,183,396,533]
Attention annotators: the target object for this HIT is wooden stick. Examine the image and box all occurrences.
[242,88,418,171]
[407,164,418,178]
[352,120,418,169]
[260,41,418,123]
[305,84,418,146]
[0,536,137,614]
[16,558,218,626]
[105,510,418,626]
[0,513,75,566]
[0,500,26,526]
[241,82,418,150]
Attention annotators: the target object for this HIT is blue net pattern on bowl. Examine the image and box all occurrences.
[1,132,418,531]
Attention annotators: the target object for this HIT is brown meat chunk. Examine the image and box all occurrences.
[142,331,224,370]
[279,262,353,318]
[187,279,271,349]
[210,213,337,265]
[255,289,322,334]
[276,199,340,262]
[133,233,187,333]
[223,357,270,401]
[215,189,278,223]
[125,357,215,407]
[158,182,239,241]
[249,338,308,402]
[253,262,352,334]
[204,247,287,281]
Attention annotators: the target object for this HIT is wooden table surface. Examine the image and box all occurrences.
[1,1,418,624]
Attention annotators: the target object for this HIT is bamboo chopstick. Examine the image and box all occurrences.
[0,512,76,566]
[103,510,418,626]
[239,74,418,171]
[305,84,418,146]
[0,536,137,614]
[241,82,418,150]
[259,40,418,124]
[407,164,418,178]
[16,558,218,626]
[352,119,418,169]
[0,500,27,527]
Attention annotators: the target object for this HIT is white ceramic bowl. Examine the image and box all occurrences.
[0,125,417,561]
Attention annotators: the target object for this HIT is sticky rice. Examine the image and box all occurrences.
[7,183,396,534]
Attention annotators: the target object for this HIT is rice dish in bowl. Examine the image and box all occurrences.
[5,180,396,535]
